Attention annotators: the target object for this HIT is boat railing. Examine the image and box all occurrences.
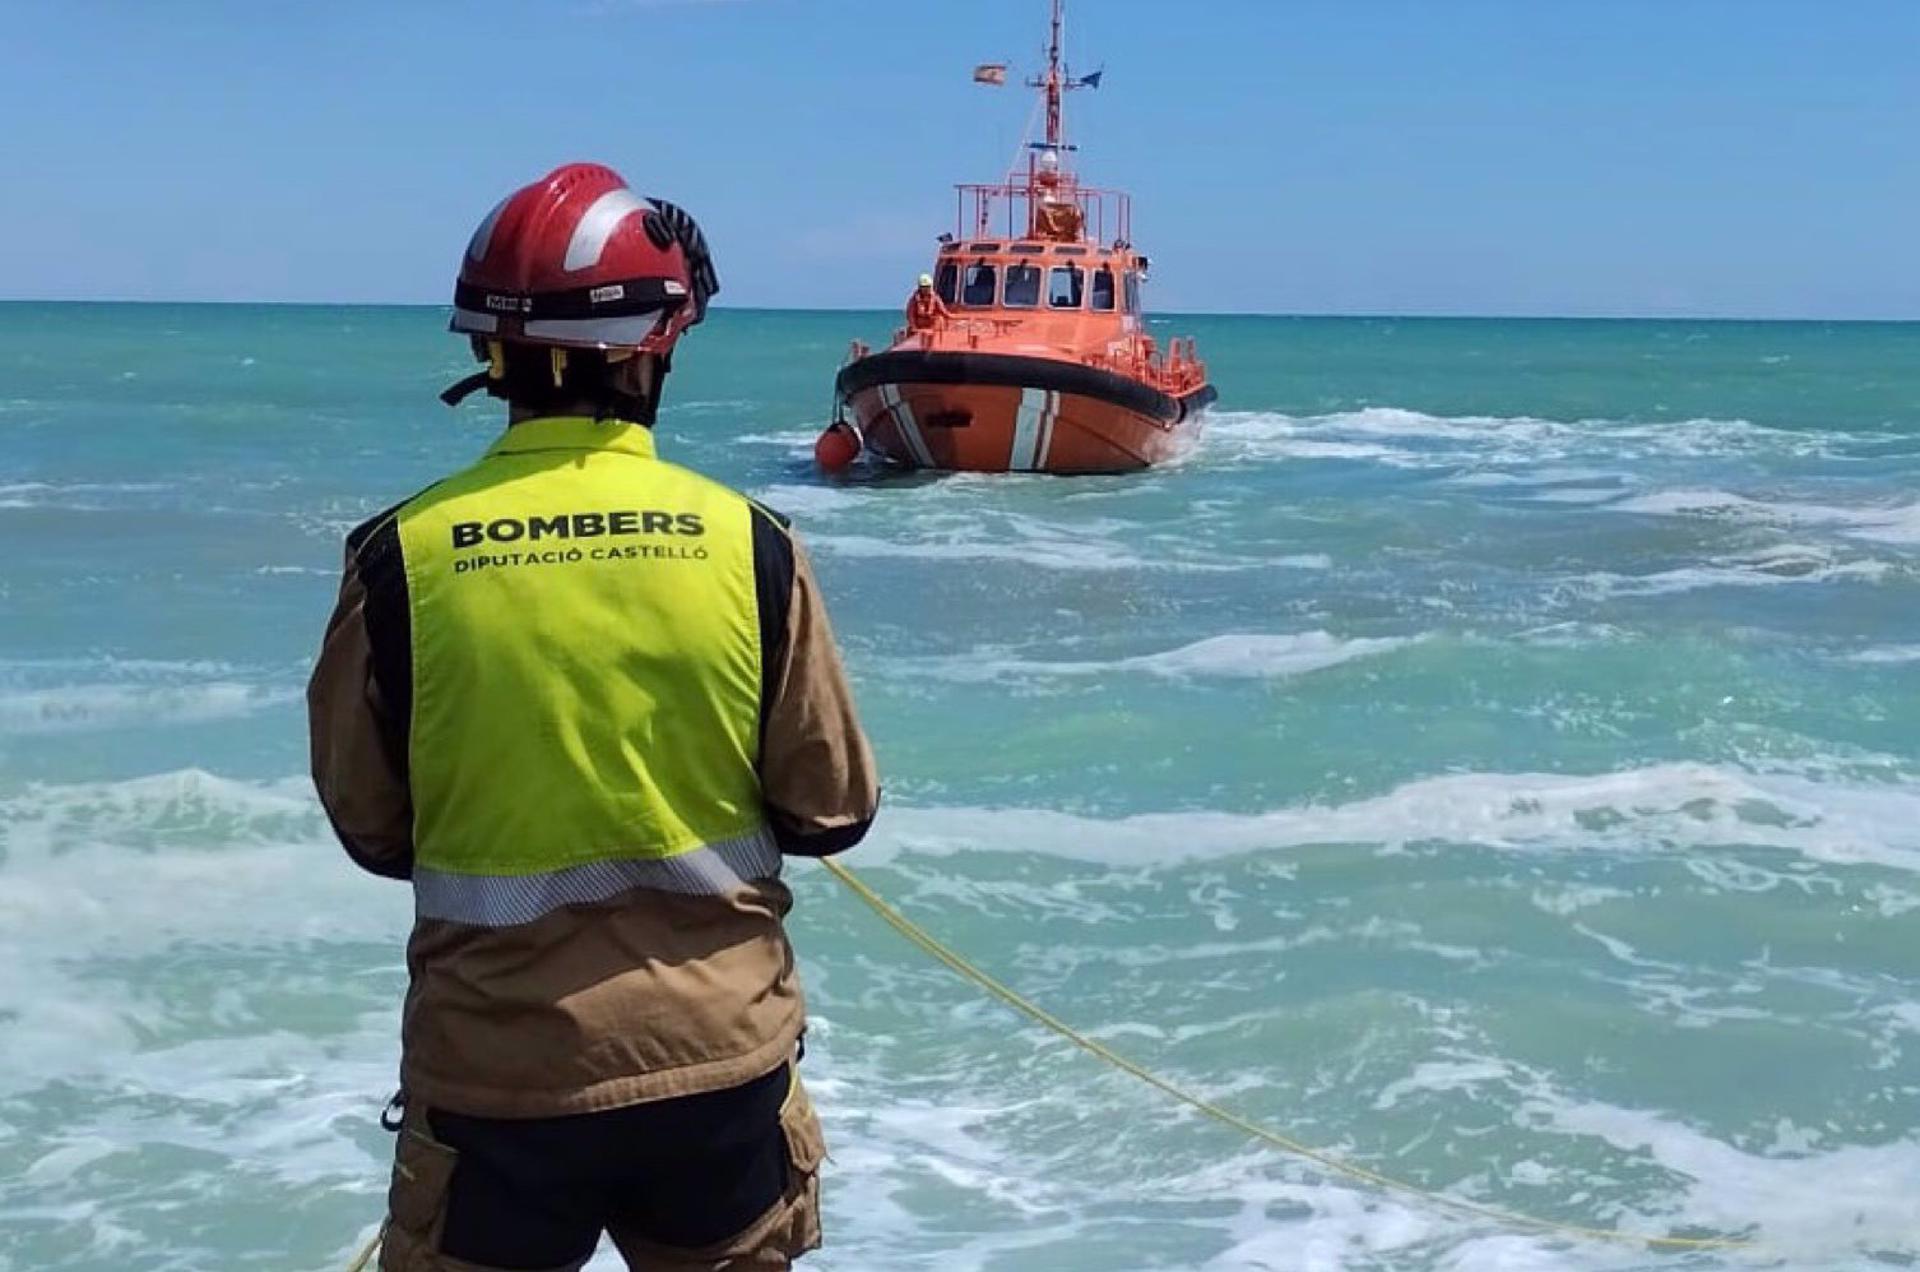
[954,181,1131,246]
[892,316,1025,349]
[1078,334,1208,395]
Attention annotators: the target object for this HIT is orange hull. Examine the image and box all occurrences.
[839,352,1214,473]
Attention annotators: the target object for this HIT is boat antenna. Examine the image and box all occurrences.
[1046,0,1064,149]
[1025,0,1090,165]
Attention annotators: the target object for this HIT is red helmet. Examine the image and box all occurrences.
[451,163,718,355]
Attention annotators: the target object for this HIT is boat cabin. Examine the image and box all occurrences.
[920,167,1150,328]
[932,240,1144,317]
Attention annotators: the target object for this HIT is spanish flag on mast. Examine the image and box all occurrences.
[972,63,1008,85]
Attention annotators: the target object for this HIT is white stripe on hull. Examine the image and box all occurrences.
[1009,389,1062,472]
[1010,388,1046,471]
[1035,390,1060,470]
[877,384,936,468]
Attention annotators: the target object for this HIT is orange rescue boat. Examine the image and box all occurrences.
[827,0,1216,475]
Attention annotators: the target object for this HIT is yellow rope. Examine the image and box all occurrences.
[820,856,1755,1252]
[343,1220,385,1272]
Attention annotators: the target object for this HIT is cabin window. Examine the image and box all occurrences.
[961,263,998,306]
[967,242,1001,253]
[1123,271,1142,314]
[934,262,959,304]
[1048,265,1084,309]
[1010,243,1046,254]
[1003,263,1042,307]
[1090,266,1116,311]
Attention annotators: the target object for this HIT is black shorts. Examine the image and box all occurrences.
[378,1063,826,1271]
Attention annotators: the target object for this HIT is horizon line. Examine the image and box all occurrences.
[1,298,1917,325]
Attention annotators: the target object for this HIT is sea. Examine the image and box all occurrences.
[0,303,1916,1271]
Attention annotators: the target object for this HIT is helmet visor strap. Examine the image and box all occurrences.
[452,278,687,323]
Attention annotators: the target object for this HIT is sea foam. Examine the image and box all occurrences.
[1610,487,1920,546]
[901,631,1417,683]
[0,682,296,734]
[860,762,1920,876]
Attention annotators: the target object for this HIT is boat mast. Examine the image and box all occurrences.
[1043,0,1065,150]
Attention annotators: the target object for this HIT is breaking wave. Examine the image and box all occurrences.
[0,682,296,734]
[899,631,1419,683]
[860,762,1920,876]
[1609,487,1920,546]
[1576,544,1902,598]
[1198,408,1896,471]
[1848,645,1920,665]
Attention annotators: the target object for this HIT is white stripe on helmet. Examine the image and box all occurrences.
[522,314,670,347]
[466,197,510,263]
[449,306,501,334]
[563,189,653,272]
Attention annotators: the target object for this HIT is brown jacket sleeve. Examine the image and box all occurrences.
[307,548,415,879]
[760,536,879,856]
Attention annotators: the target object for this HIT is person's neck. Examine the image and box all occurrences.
[508,401,641,426]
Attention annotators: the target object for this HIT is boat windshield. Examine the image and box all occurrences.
[1091,266,1116,311]
[935,261,959,304]
[962,262,997,306]
[1123,271,1141,314]
[1049,265,1084,309]
[1004,264,1042,307]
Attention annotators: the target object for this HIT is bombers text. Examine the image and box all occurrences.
[452,510,706,548]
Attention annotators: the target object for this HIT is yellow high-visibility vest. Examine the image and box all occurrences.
[387,415,775,926]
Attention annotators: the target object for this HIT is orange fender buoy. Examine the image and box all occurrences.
[814,420,861,473]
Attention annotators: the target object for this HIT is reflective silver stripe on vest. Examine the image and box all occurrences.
[413,826,781,927]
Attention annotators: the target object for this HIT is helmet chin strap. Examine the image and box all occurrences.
[441,337,508,406]
[440,371,491,406]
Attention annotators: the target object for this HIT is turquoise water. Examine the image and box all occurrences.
[1,303,1917,1270]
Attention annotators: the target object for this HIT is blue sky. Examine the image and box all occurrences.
[3,0,1916,317]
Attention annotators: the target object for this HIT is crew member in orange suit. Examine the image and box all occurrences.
[905,274,949,333]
